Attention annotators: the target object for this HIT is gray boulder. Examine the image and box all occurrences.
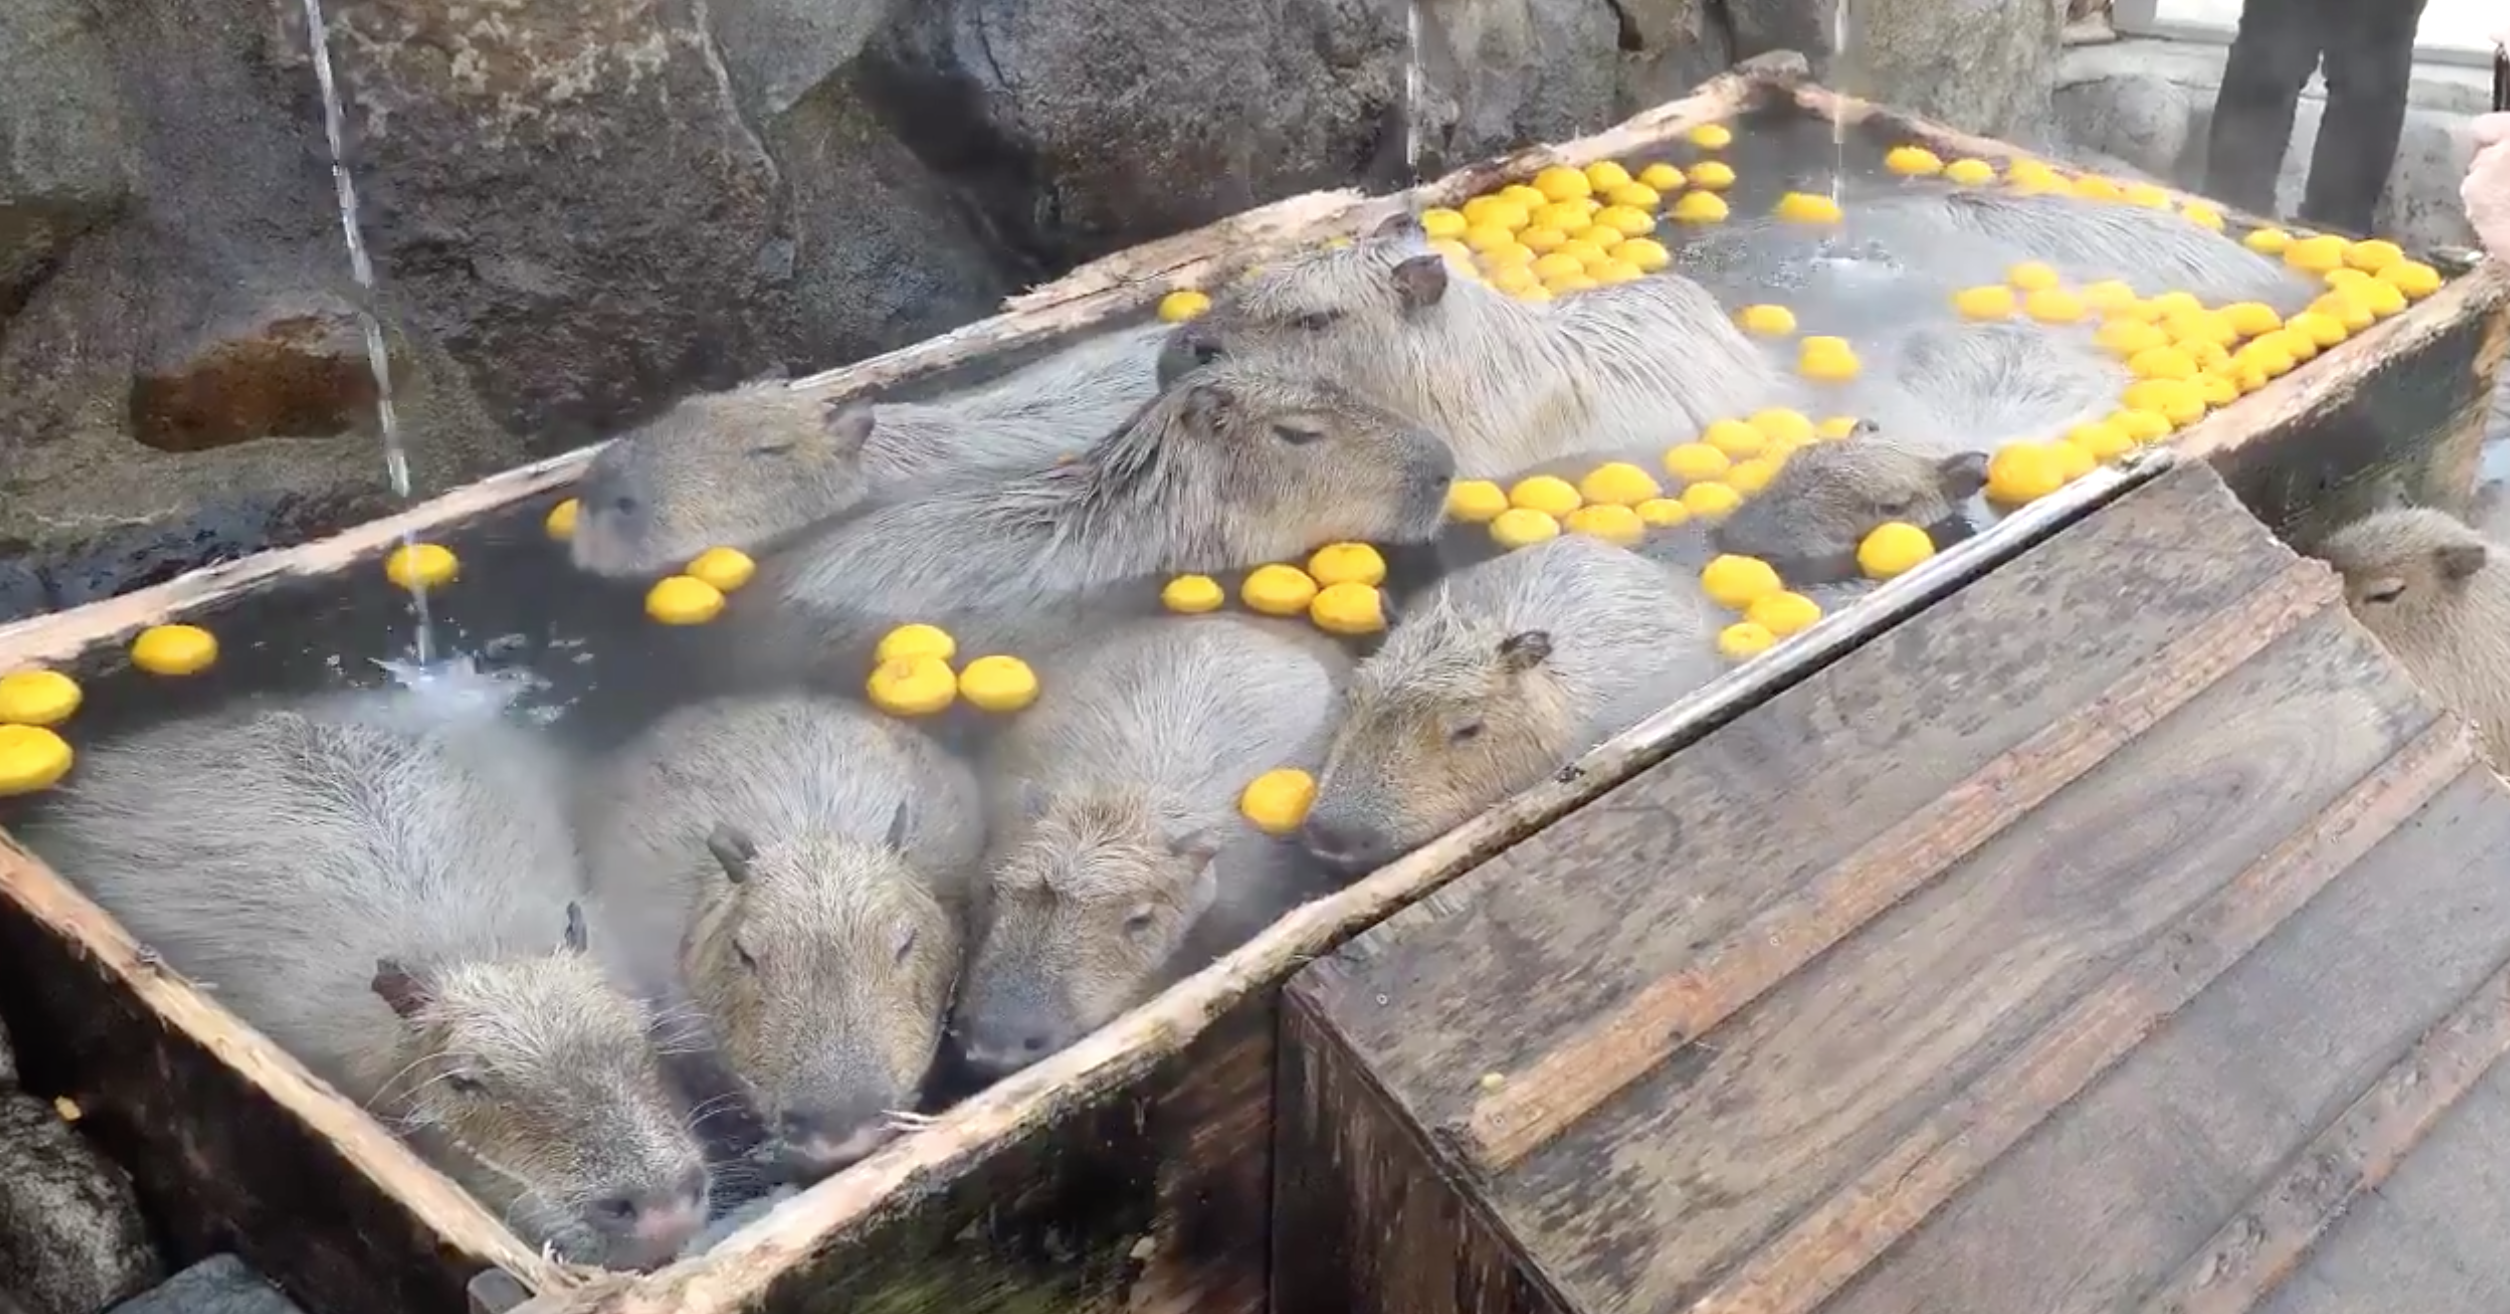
[1727,0,2068,139]
[0,0,131,308]
[2052,70,2195,180]
[105,1257,305,1314]
[0,1094,161,1314]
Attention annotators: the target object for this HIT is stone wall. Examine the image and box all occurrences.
[0,0,2071,621]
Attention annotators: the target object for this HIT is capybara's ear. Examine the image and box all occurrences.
[2436,540,2489,581]
[372,959,433,1020]
[1390,254,1450,312]
[822,398,877,453]
[705,822,759,884]
[561,902,590,955]
[1182,376,1238,432]
[883,800,913,852]
[1936,450,1991,500]
[1372,211,1426,241]
[1497,629,1554,673]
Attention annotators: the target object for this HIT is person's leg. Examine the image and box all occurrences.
[2301,0,2432,233]
[2205,0,2326,215]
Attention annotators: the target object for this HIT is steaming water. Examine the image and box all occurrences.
[299,0,440,668]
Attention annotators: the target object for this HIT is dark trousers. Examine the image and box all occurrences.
[2203,0,2430,234]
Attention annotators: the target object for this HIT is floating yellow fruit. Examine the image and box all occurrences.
[1161,575,1225,613]
[1663,441,1732,482]
[2112,408,2172,443]
[1591,258,1647,285]
[1857,522,1936,580]
[2310,291,2374,333]
[545,498,579,541]
[1306,543,1388,589]
[2119,182,2173,209]
[1478,245,1536,274]
[1775,192,1843,225]
[1635,497,1691,528]
[1737,303,1797,336]
[1157,290,1212,323]
[1687,160,1736,189]
[1533,165,1593,202]
[2242,227,2292,255]
[2353,278,2407,317]
[1816,415,1863,440]
[2049,439,2097,483]
[874,623,956,664]
[1638,162,1685,190]
[1577,462,1662,507]
[2067,420,2133,461]
[1502,183,1548,208]
[2024,288,2087,324]
[2324,267,2372,291]
[2267,326,2319,362]
[1462,195,1532,230]
[957,655,1040,712]
[2123,378,2203,425]
[2006,261,2061,292]
[384,543,458,592]
[1681,481,1742,520]
[1954,285,2016,320]
[2378,260,2441,299]
[2282,234,2347,274]
[1241,564,1320,617]
[1444,481,1507,524]
[2191,371,2239,407]
[1563,503,1646,547]
[1884,145,1944,176]
[1592,205,1654,239]
[2145,291,2201,319]
[1985,443,2067,504]
[0,671,81,728]
[1747,590,1822,637]
[0,725,72,797]
[1463,223,1518,254]
[1486,264,1541,296]
[1726,457,1780,494]
[1531,252,1586,282]
[1307,581,1386,635]
[1798,337,1860,382]
[2071,174,2123,201]
[1942,158,1997,185]
[2286,309,2348,348]
[2182,203,2225,230]
[2080,281,2137,314]
[1518,226,1570,254]
[1420,207,1468,238]
[2096,319,2169,358]
[2127,345,2198,381]
[130,625,217,677]
[1700,419,1767,459]
[1533,201,1591,233]
[1671,191,1729,223]
[2236,338,2297,378]
[2007,158,2060,189]
[867,655,956,717]
[1611,238,1671,272]
[1546,272,1600,295]
[1489,507,1561,549]
[1584,160,1633,192]
[1748,408,1815,447]
[1700,554,1782,609]
[684,547,756,593]
[1239,767,1317,837]
[1508,475,1582,517]
[645,575,726,625]
[1688,123,1733,149]
[2219,302,2281,337]
[1603,182,1661,211]
[2344,239,2403,273]
[1717,622,1776,661]
[1559,238,1613,269]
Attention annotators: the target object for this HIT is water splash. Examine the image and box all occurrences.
[299,0,439,666]
[373,654,549,725]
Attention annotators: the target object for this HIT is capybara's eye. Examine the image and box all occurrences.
[1291,310,1337,332]
[1272,423,1322,446]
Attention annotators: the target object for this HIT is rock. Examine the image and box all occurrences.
[1411,0,1622,165]
[0,0,131,308]
[105,1257,304,1314]
[0,1093,161,1314]
[0,1012,15,1088]
[273,0,785,444]
[1613,0,1739,120]
[2051,70,2193,179]
[128,290,379,453]
[1727,0,2067,139]
[872,0,1408,268]
[0,562,47,625]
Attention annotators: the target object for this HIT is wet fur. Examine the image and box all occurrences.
[2317,508,2510,766]
[1163,216,1796,476]
[957,616,1354,1073]
[1711,437,1990,564]
[21,696,707,1269]
[1306,536,1723,872]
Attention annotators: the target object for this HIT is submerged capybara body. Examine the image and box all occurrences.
[22,696,709,1270]
[1709,436,1990,567]
[956,615,1354,1076]
[739,360,1457,678]
[1304,536,1722,875]
[577,694,983,1180]
[570,322,1168,577]
[2316,507,2510,765]
[1855,318,2130,452]
[1159,214,1795,475]
[1858,188,2317,312]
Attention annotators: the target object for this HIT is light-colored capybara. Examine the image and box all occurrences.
[956,615,1354,1076]
[21,697,709,1270]
[569,322,1168,578]
[1709,436,1990,567]
[1303,535,1722,875]
[742,361,1457,676]
[2316,507,2510,764]
[577,694,984,1181]
[1158,214,1796,475]
[1854,318,2131,451]
[1857,188,2318,313]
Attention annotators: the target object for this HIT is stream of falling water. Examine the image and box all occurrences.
[300,0,438,666]
[1830,0,1850,204]
[1404,0,1427,195]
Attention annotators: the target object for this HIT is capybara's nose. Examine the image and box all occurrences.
[957,1024,1054,1080]
[1300,815,1392,877]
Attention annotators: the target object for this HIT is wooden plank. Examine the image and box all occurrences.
[1811,768,2510,1314]
[0,833,571,1314]
[1681,712,2473,1314]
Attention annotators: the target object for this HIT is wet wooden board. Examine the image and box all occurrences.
[1278,459,2510,1314]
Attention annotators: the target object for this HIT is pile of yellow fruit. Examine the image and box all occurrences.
[1175,542,1392,639]
[1399,141,1741,303]
[864,623,1040,719]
